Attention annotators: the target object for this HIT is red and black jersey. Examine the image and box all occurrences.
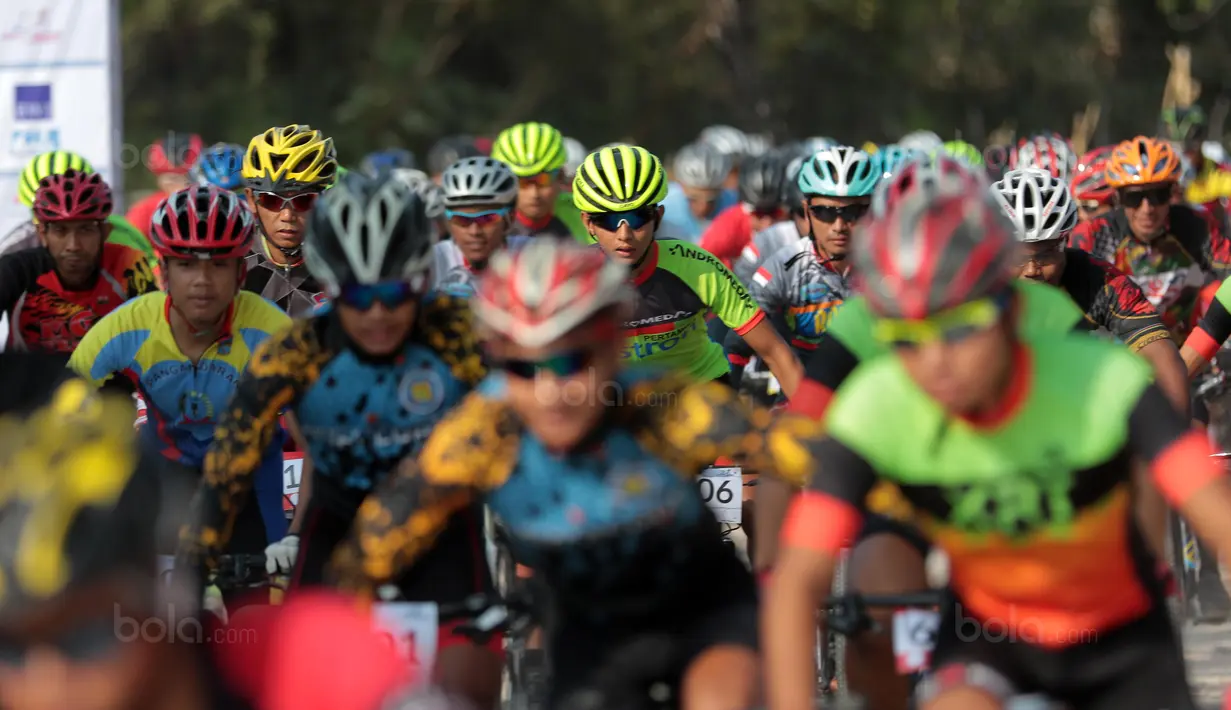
[0,243,157,354]
[1061,249,1170,351]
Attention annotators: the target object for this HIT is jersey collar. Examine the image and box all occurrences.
[515,211,555,232]
[959,343,1030,429]
[163,293,237,343]
[631,241,660,286]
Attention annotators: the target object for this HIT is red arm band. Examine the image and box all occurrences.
[1151,430,1225,507]
[780,490,862,555]
[784,378,834,421]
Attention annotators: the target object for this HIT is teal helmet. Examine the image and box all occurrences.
[940,140,984,168]
[877,143,919,179]
[798,146,882,198]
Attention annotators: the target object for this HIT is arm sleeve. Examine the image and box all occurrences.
[1127,384,1225,508]
[779,438,877,554]
[1084,259,1170,351]
[1190,280,1231,361]
[417,293,488,387]
[0,249,51,314]
[67,312,123,387]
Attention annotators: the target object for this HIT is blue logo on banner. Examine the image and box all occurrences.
[14,85,51,121]
[10,128,61,156]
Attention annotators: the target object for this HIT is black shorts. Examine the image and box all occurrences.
[291,493,492,604]
[548,551,757,710]
[857,513,929,557]
[923,601,1195,710]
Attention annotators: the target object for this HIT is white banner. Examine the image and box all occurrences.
[0,0,123,237]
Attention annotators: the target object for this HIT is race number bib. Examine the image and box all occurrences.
[283,454,303,518]
[892,608,939,673]
[373,602,439,672]
[698,466,741,523]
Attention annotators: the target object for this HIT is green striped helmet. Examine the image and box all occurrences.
[491,122,567,177]
[573,145,667,213]
[19,151,94,208]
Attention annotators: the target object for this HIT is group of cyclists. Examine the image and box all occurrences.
[4,106,1231,710]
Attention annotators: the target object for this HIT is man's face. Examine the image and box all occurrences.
[156,173,190,195]
[897,317,1015,416]
[682,186,721,220]
[583,206,662,267]
[245,188,319,251]
[162,258,240,324]
[515,171,560,220]
[804,196,872,260]
[1076,199,1112,223]
[1118,183,1173,241]
[336,281,420,357]
[1013,239,1067,286]
[444,204,512,266]
[38,220,106,289]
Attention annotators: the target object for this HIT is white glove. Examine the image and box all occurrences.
[265,534,300,575]
[203,585,228,625]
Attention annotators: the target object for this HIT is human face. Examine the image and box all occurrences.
[444,205,512,266]
[584,205,662,266]
[336,280,421,356]
[1013,239,1067,286]
[496,327,620,452]
[162,257,241,326]
[156,173,190,195]
[0,579,159,710]
[682,186,721,220]
[245,187,318,251]
[37,219,107,289]
[1076,199,1112,223]
[515,170,560,220]
[1117,183,1172,241]
[805,196,872,260]
[749,206,786,233]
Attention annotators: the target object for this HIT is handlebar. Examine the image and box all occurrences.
[823,589,944,637]
[210,553,275,591]
[434,589,536,645]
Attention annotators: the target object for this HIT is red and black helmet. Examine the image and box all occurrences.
[32,169,113,222]
[148,131,204,175]
[871,154,985,219]
[855,185,1016,320]
[149,185,254,260]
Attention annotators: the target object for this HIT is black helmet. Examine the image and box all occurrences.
[427,136,482,176]
[304,172,436,294]
[739,153,788,211]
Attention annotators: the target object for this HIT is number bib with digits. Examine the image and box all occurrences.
[282,454,303,518]
[697,466,741,523]
[892,608,939,673]
[373,602,439,672]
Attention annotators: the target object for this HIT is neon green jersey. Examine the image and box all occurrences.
[624,240,765,382]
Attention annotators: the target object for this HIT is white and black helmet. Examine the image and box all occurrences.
[441,157,517,209]
[673,142,731,190]
[990,168,1078,244]
[305,172,436,293]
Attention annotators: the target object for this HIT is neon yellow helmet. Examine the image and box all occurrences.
[491,122,567,177]
[860,141,880,154]
[573,145,668,213]
[940,140,984,167]
[18,150,93,208]
[242,124,338,192]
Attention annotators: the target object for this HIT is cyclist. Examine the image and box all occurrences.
[1,150,152,258]
[69,185,289,564]
[731,153,811,286]
[360,148,416,177]
[126,131,203,237]
[938,139,985,170]
[1011,132,1077,180]
[433,156,524,296]
[0,170,157,353]
[764,184,1227,710]
[179,173,499,710]
[1070,136,1231,341]
[1072,145,1115,223]
[1181,274,1231,375]
[659,142,740,242]
[327,239,776,710]
[191,142,246,192]
[898,129,944,154]
[990,168,1188,411]
[426,135,481,183]
[699,152,790,268]
[490,121,578,241]
[1162,105,1231,210]
[573,144,804,394]
[241,124,338,317]
[698,124,753,187]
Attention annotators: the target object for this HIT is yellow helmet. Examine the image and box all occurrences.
[242,124,338,192]
[861,141,880,154]
[573,145,668,213]
[491,122,567,177]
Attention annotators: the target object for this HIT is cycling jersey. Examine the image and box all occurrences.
[749,237,851,350]
[1184,276,1231,365]
[657,183,740,242]
[698,204,754,268]
[1060,249,1170,350]
[431,236,529,297]
[510,212,575,241]
[781,334,1217,656]
[0,216,155,259]
[244,243,324,318]
[623,239,765,382]
[0,243,158,353]
[68,290,290,468]
[1069,205,1226,339]
[732,221,800,286]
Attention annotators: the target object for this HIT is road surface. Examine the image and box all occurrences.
[1187,621,1230,709]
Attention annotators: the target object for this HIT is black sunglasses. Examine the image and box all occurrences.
[808,203,871,224]
[1117,186,1172,208]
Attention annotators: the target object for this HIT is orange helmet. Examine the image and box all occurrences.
[1104,136,1182,188]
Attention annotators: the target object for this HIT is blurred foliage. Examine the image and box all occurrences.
[121,0,1231,186]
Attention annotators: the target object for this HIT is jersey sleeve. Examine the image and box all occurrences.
[1068,221,1097,254]
[1187,278,1231,362]
[663,241,765,334]
[67,306,134,388]
[1127,384,1224,509]
[328,392,518,593]
[1076,255,1170,351]
[748,247,789,313]
[184,320,329,563]
[0,248,52,314]
[417,292,488,387]
[779,437,877,554]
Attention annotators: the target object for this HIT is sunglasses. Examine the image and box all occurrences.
[808,203,871,224]
[255,191,319,213]
[1117,186,1171,208]
[1078,199,1106,212]
[499,349,593,379]
[873,296,1006,348]
[753,206,786,220]
[446,208,509,228]
[518,170,559,188]
[338,277,427,310]
[0,618,120,666]
[589,205,658,232]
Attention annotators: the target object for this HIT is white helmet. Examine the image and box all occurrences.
[990,168,1077,243]
[390,167,446,219]
[563,137,587,179]
[1202,140,1228,165]
[389,167,432,193]
[745,133,773,158]
[673,142,732,189]
[898,130,944,153]
[441,157,517,209]
[1013,135,1077,181]
[698,125,751,162]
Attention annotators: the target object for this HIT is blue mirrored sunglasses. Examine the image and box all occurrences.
[338,279,422,310]
[589,205,658,231]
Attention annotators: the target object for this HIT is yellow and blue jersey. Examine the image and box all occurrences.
[69,290,291,467]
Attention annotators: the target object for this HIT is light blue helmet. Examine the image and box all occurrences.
[877,143,919,179]
[798,146,882,198]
